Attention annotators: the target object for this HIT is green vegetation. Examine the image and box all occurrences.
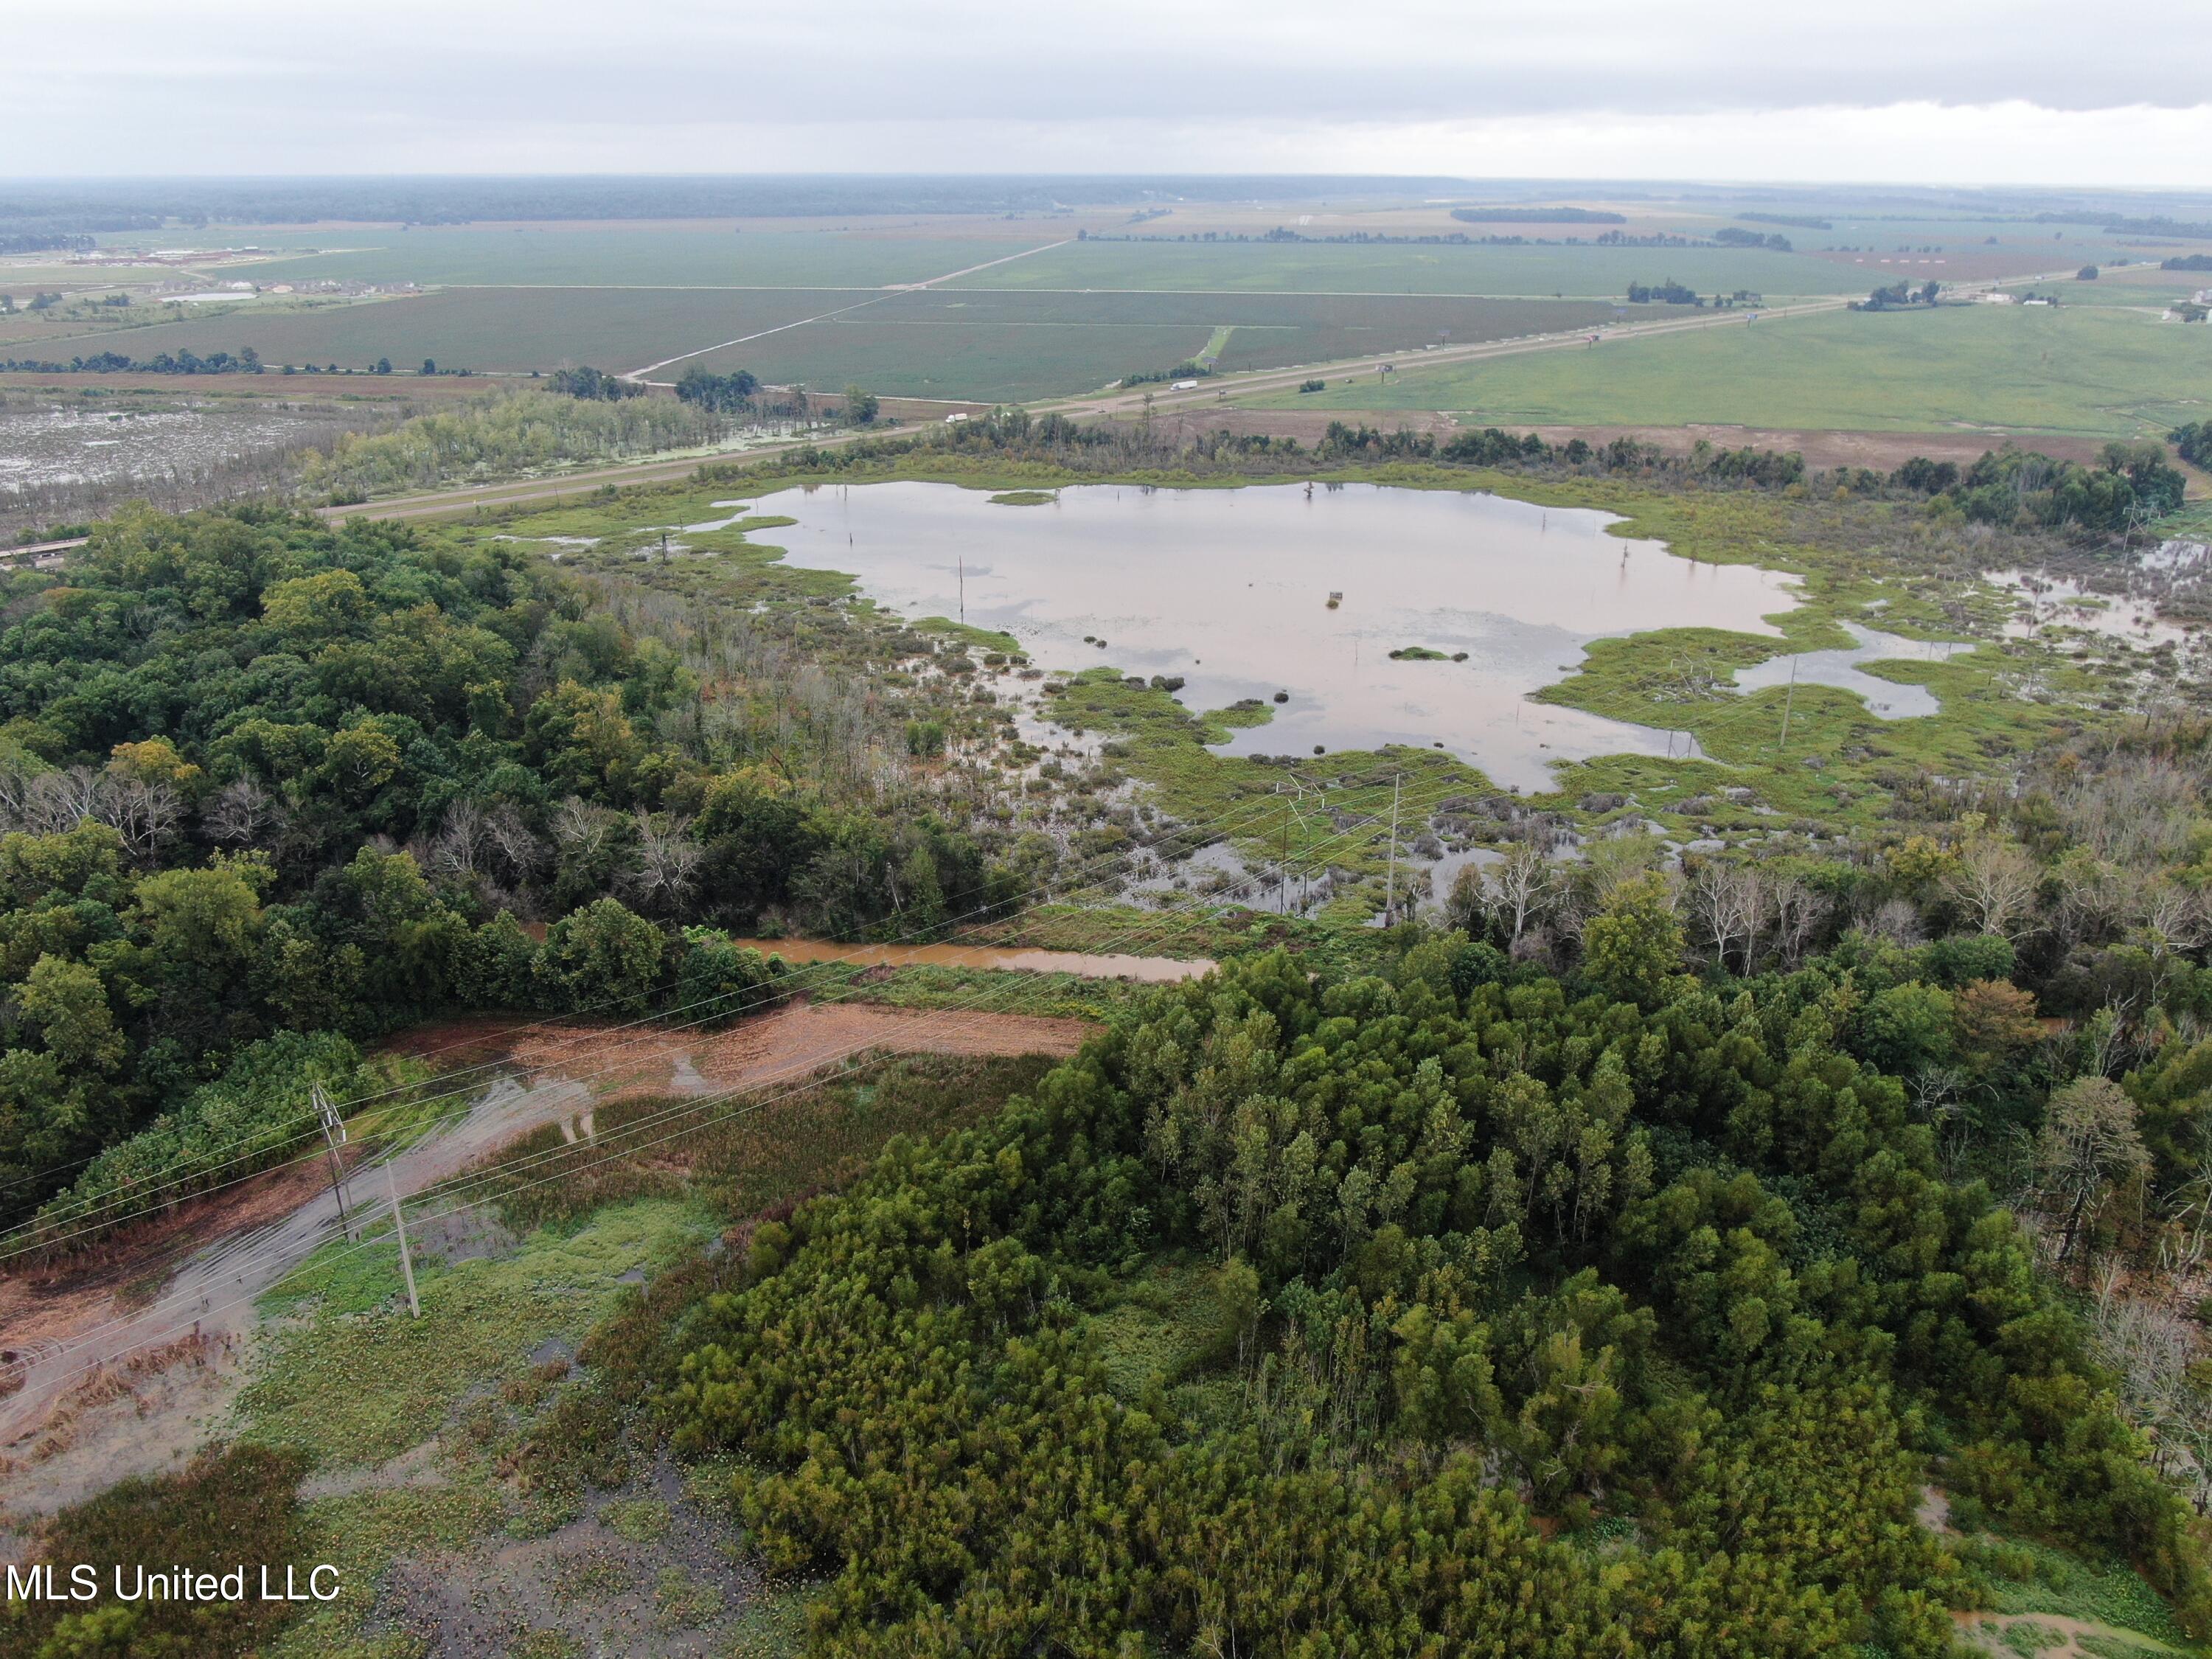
[293,388,728,499]
[229,227,1015,290]
[0,1444,311,1658]
[27,287,854,377]
[1253,302,2212,439]
[660,942,2212,1655]
[958,237,1863,298]
[0,498,1057,1234]
[11,382,2212,1656]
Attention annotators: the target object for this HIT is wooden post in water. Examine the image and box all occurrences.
[1777,656,1799,754]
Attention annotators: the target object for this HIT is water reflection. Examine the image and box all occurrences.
[1733,623,1972,720]
[759,481,1801,790]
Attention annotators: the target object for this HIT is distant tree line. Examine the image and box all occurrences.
[1625,279,1703,305]
[548,365,642,401]
[0,347,265,375]
[1738,211,1832,229]
[0,232,93,255]
[1890,442,2186,532]
[1119,361,1212,388]
[736,407,2192,541]
[2171,421,2212,469]
[1713,226,1794,251]
[674,366,762,413]
[1851,279,1943,310]
[2163,254,2212,271]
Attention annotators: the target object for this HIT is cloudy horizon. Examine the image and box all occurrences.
[10,1,2211,187]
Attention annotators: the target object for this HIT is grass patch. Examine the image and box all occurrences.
[1085,1256,1239,1399]
[723,1582,818,1658]
[241,1198,712,1470]
[1251,302,2212,439]
[1961,1533,2196,1651]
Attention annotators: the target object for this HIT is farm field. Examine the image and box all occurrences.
[24,286,863,375]
[678,316,1217,400]
[867,287,1623,369]
[201,226,1034,289]
[1247,300,2212,439]
[953,237,1893,298]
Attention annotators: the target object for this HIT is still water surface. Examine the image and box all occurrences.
[761,481,1802,790]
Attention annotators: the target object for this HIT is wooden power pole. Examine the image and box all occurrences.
[1384,772,1402,925]
[384,1164,420,1320]
[312,1083,352,1241]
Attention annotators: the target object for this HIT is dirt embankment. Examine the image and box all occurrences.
[0,1000,1089,1498]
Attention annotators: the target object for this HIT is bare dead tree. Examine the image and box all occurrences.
[1476,843,1557,945]
[627,810,704,912]
[425,799,490,883]
[201,777,280,846]
[1767,876,1828,969]
[1685,863,1762,974]
[1944,838,2043,941]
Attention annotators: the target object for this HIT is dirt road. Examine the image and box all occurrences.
[0,1001,1089,1457]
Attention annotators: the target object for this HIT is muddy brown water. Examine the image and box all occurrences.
[732,937,1214,981]
[757,480,1801,790]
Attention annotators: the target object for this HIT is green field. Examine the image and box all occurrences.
[680,317,1217,400]
[870,288,1621,369]
[29,287,859,374]
[193,226,1029,289]
[953,237,1874,299]
[1250,302,2212,438]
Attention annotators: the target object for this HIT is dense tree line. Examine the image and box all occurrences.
[1854,279,1944,310]
[1713,226,1793,251]
[293,391,730,501]
[673,366,763,414]
[1626,279,1704,305]
[0,504,1030,1234]
[0,347,264,375]
[666,926,2212,1654]
[546,364,642,401]
[725,410,2189,544]
[1888,441,2187,532]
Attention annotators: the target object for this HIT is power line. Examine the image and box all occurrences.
[0,771,1332,1245]
[3,768,1485,1393]
[8,770,1478,1283]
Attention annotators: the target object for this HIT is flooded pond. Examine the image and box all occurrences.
[731,937,1214,982]
[761,481,1801,790]
[1733,622,1973,720]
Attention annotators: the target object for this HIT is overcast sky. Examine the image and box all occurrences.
[11,0,2210,187]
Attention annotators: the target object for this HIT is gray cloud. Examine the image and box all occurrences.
[7,0,2208,177]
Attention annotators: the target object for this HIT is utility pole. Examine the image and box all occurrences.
[1777,655,1799,754]
[383,1163,420,1319]
[1383,771,1402,926]
[659,531,669,563]
[313,1083,352,1241]
[958,557,965,625]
